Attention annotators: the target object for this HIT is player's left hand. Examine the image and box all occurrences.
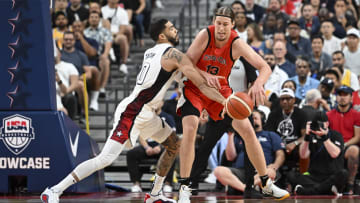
[248,82,265,106]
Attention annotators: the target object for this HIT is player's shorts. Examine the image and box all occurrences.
[177,85,232,121]
[110,104,173,148]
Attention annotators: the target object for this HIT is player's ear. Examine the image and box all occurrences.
[159,33,166,41]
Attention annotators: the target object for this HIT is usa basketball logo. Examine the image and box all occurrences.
[0,114,35,155]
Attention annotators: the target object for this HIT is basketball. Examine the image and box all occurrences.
[225,92,254,120]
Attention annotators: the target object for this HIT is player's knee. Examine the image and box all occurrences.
[213,167,225,179]
[162,133,180,154]
[94,151,117,169]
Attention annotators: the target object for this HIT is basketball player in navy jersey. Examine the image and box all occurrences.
[176,7,290,202]
[40,19,227,203]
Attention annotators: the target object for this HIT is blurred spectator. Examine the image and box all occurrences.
[286,19,312,59]
[214,110,285,195]
[281,0,301,17]
[331,51,360,90]
[299,3,321,36]
[319,78,336,109]
[353,87,360,111]
[318,7,331,23]
[66,0,89,25]
[244,0,265,23]
[290,56,320,100]
[330,0,356,38]
[122,0,146,47]
[320,20,342,56]
[264,88,307,187]
[61,31,101,111]
[262,12,278,40]
[301,89,330,120]
[327,85,360,194]
[52,0,68,27]
[264,53,289,98]
[162,85,182,135]
[290,112,348,195]
[88,1,111,30]
[247,23,265,55]
[234,12,250,42]
[310,0,322,16]
[324,68,342,91]
[343,28,360,76]
[231,1,246,13]
[127,110,176,193]
[55,48,81,119]
[261,0,290,33]
[84,12,113,91]
[101,0,132,74]
[309,35,332,79]
[53,11,69,50]
[273,41,296,77]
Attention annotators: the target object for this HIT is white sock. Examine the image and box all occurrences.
[151,174,165,196]
[90,91,99,102]
[52,173,77,193]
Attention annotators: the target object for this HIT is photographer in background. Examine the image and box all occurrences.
[288,112,348,195]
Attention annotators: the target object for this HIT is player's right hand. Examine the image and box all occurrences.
[201,71,224,90]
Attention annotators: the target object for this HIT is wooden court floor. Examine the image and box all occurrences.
[1,192,360,202]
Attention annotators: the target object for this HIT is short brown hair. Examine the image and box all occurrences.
[214,7,234,22]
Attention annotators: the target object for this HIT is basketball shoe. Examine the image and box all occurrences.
[144,192,176,203]
[178,185,192,203]
[40,187,61,203]
[261,178,290,200]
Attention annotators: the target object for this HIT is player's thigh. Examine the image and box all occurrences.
[139,115,173,144]
[231,118,255,138]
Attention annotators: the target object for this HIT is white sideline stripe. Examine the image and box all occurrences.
[229,94,252,116]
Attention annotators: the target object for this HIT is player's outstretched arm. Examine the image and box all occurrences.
[162,48,226,105]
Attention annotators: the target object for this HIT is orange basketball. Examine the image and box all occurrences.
[226,92,254,120]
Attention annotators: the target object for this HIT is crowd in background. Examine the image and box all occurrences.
[51,0,360,197]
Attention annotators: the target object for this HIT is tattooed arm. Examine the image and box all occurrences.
[161,48,226,105]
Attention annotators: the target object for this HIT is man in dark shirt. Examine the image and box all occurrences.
[66,0,89,25]
[289,112,348,195]
[286,20,312,59]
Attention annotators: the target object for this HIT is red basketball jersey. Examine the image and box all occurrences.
[185,25,239,92]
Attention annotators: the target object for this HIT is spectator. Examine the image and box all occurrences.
[231,1,246,13]
[290,112,348,195]
[299,3,321,36]
[330,0,356,38]
[320,20,342,56]
[126,110,176,193]
[88,1,111,31]
[301,89,330,121]
[101,0,132,73]
[66,0,89,25]
[61,31,101,111]
[319,78,336,110]
[343,28,360,76]
[234,12,249,42]
[331,51,360,90]
[262,12,278,40]
[324,68,342,91]
[290,56,320,100]
[282,80,303,105]
[53,11,69,50]
[214,110,285,195]
[264,53,289,98]
[327,85,360,194]
[261,0,290,33]
[273,41,296,77]
[247,23,265,55]
[353,87,360,111]
[52,0,68,27]
[310,0,321,16]
[122,0,146,47]
[244,0,265,23]
[264,88,306,187]
[286,19,312,59]
[55,48,81,119]
[309,35,332,79]
[162,85,183,135]
[318,7,331,23]
[72,20,110,98]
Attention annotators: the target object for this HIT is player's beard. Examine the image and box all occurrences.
[166,33,179,46]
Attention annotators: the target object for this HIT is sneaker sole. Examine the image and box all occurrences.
[275,193,290,201]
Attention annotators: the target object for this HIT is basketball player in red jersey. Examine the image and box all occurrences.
[177,7,290,202]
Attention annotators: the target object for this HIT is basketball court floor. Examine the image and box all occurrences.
[1,192,360,202]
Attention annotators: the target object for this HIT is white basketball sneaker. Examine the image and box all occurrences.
[144,192,176,203]
[40,187,61,203]
[178,185,192,203]
[261,179,290,200]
